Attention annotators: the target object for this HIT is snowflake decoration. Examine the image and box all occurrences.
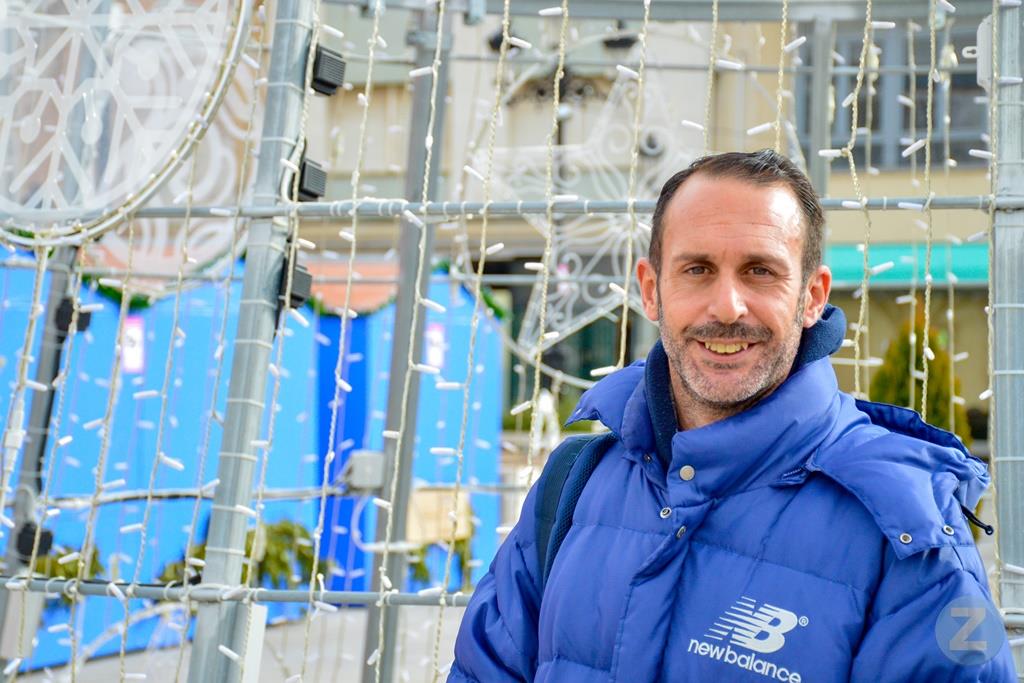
[469,54,702,352]
[84,53,264,298]
[0,0,246,246]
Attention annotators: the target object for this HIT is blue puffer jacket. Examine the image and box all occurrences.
[450,306,1017,682]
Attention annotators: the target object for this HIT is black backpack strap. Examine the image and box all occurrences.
[535,432,617,592]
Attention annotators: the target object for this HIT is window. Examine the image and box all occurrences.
[794,20,987,171]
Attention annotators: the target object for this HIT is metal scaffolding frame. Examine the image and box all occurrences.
[359,5,454,681]
[5,194,1024,224]
[992,1,1024,677]
[0,0,1021,681]
[186,0,315,678]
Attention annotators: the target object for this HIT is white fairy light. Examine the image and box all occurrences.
[715,58,744,70]
[420,298,446,314]
[321,24,344,41]
[901,139,927,157]
[783,36,807,53]
[218,645,241,662]
[509,401,532,416]
[616,65,640,80]
[869,261,895,276]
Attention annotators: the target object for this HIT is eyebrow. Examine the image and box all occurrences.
[670,252,790,269]
[743,253,789,269]
[671,252,710,264]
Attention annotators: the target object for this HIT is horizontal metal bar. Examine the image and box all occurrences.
[830,279,988,291]
[0,263,987,290]
[17,482,525,509]
[0,576,472,607]
[321,0,998,22]
[487,0,999,21]
[447,52,977,77]
[277,196,1024,215]
[0,261,633,287]
[412,482,530,493]
[3,574,1020,627]
[40,485,345,509]
[4,195,1019,225]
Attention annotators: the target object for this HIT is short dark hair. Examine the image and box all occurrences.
[648,149,824,282]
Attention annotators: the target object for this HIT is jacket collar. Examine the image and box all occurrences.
[644,303,848,469]
[662,358,842,504]
[568,354,843,501]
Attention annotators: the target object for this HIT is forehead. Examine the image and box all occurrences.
[661,174,805,257]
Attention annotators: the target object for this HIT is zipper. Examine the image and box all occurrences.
[773,465,810,487]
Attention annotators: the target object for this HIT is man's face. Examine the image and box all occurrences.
[637,174,831,415]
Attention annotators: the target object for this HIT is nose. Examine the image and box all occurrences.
[707,273,748,324]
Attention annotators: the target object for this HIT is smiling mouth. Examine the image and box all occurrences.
[701,341,753,356]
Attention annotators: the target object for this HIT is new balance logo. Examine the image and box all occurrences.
[688,596,808,682]
[705,596,804,654]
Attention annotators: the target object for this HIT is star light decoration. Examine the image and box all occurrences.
[0,0,242,246]
[466,55,701,354]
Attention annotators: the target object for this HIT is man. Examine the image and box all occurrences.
[449,150,1017,682]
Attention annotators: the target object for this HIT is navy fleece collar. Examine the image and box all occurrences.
[644,304,847,469]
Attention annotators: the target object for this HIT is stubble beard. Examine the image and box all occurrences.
[657,285,807,421]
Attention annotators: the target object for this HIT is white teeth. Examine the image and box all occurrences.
[704,341,750,354]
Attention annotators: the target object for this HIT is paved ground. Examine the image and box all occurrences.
[20,606,465,683]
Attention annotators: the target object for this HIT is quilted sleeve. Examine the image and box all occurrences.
[448,485,543,683]
[849,543,1017,682]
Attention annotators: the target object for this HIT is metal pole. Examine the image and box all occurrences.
[992,1,1024,672]
[0,246,76,664]
[360,6,452,683]
[807,16,834,194]
[186,0,312,678]
[0,247,75,536]
[878,28,904,170]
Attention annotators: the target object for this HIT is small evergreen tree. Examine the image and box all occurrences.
[869,309,971,448]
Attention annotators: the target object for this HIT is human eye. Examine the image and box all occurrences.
[748,265,774,277]
[684,265,709,276]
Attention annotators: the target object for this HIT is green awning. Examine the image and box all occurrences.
[826,243,988,289]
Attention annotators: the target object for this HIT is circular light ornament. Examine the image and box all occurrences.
[0,0,252,247]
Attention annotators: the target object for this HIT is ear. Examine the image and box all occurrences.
[801,265,832,328]
[637,257,660,322]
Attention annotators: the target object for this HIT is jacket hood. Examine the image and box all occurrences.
[566,303,991,559]
[805,398,990,558]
